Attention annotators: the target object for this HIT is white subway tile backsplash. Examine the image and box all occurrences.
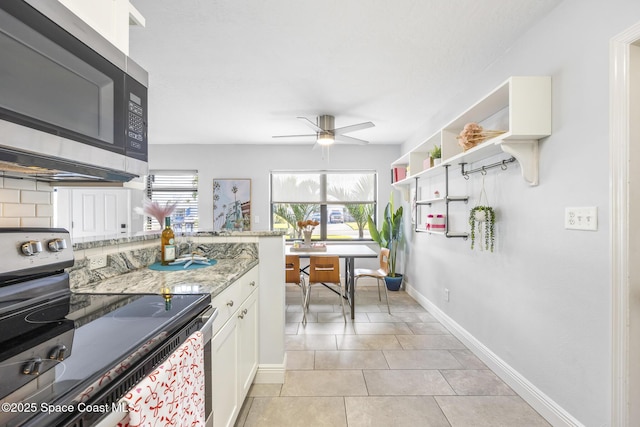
[22,190,51,204]
[3,177,37,191]
[21,217,52,227]
[35,182,53,192]
[3,203,35,217]
[0,181,54,227]
[0,181,55,228]
[0,217,20,227]
[0,189,21,203]
[36,204,54,217]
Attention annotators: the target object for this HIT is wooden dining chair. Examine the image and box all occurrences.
[354,247,391,314]
[308,256,346,322]
[285,255,307,324]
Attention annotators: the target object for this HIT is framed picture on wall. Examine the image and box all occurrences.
[213,178,251,231]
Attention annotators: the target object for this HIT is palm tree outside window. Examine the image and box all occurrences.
[270,170,377,241]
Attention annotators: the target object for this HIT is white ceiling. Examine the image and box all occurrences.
[129,0,562,146]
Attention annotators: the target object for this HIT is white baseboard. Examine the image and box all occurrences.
[254,362,286,384]
[405,283,583,427]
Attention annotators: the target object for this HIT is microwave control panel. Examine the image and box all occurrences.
[124,77,147,161]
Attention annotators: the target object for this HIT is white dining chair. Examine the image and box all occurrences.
[354,248,391,314]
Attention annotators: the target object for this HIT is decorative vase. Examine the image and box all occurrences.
[303,230,312,246]
[384,274,403,291]
[434,158,442,166]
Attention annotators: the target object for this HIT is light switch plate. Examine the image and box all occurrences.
[565,207,597,231]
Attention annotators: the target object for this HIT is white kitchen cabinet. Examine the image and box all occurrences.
[211,307,240,427]
[210,267,259,427]
[56,0,144,54]
[237,291,258,398]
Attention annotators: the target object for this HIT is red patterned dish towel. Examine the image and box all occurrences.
[118,331,205,427]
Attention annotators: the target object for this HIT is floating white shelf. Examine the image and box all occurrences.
[391,76,551,186]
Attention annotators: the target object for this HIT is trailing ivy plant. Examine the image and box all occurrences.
[469,206,495,252]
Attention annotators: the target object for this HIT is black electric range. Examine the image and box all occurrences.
[0,229,212,427]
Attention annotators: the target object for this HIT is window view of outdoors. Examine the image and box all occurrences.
[271,171,376,240]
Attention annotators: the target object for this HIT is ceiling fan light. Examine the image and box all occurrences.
[317,132,334,145]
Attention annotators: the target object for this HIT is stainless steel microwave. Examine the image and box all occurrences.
[0,0,148,182]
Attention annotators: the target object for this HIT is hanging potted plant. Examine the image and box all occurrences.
[367,195,404,290]
[469,206,495,252]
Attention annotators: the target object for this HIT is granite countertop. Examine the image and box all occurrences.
[73,230,285,250]
[72,258,259,299]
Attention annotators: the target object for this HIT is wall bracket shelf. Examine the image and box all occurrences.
[391,76,551,188]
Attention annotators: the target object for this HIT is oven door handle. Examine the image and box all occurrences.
[198,305,218,343]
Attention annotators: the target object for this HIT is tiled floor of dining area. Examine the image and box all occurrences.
[235,280,551,426]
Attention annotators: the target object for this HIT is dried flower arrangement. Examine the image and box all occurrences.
[135,198,178,229]
[457,122,506,151]
[297,219,320,246]
[297,219,319,232]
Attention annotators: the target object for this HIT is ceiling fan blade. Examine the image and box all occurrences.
[297,117,323,133]
[335,134,369,145]
[272,133,316,139]
[333,121,375,135]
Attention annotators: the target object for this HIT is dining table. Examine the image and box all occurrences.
[285,243,378,319]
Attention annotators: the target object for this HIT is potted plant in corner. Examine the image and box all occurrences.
[367,196,404,291]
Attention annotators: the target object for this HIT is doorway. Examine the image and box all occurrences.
[611,21,640,427]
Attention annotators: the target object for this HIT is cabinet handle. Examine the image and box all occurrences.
[226,300,234,307]
[238,308,248,319]
[249,281,256,287]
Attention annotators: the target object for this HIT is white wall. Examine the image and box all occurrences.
[400,0,640,425]
[148,143,400,232]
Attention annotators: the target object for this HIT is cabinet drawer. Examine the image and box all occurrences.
[211,280,242,336]
[239,266,259,300]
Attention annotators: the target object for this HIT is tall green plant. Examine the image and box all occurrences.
[367,197,403,277]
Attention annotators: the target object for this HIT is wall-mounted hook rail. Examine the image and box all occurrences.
[460,157,516,180]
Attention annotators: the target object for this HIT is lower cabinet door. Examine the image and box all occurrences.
[211,314,239,427]
[237,290,259,398]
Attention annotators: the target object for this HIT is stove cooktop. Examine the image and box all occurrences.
[0,292,211,427]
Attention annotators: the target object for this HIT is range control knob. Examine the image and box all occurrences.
[48,345,67,361]
[47,238,67,252]
[23,357,43,375]
[21,240,43,256]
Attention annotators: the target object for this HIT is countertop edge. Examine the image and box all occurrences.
[71,259,259,300]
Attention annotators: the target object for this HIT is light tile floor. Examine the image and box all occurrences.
[235,281,551,426]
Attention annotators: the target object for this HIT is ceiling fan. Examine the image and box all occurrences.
[272,115,375,147]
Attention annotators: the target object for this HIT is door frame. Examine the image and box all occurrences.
[610,20,640,427]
